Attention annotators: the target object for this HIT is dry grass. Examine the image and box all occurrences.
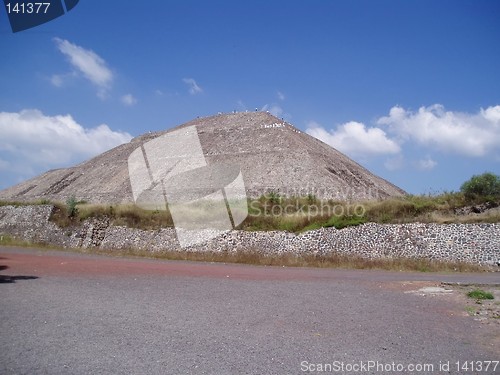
[3,192,499,233]
[49,202,174,229]
[2,193,497,273]
[242,193,499,231]
[0,234,54,249]
[195,250,485,272]
[424,209,500,224]
[0,234,488,273]
[75,248,500,272]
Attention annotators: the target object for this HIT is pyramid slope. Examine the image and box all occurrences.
[0,112,405,203]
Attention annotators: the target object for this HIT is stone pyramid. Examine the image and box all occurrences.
[0,112,405,203]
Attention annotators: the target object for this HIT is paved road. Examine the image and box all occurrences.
[1,246,499,374]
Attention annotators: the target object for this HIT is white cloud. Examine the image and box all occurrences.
[481,105,500,124]
[306,120,401,157]
[121,94,137,106]
[414,156,437,171]
[305,104,500,172]
[182,78,203,95]
[378,104,500,157]
[277,91,285,101]
[54,38,113,98]
[0,110,132,174]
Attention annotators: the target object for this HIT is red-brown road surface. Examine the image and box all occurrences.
[1,246,499,374]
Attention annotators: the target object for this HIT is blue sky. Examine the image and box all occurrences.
[1,0,499,195]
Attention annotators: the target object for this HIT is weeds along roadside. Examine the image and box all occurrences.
[57,192,500,231]
[1,191,499,233]
[0,234,489,273]
[1,191,497,272]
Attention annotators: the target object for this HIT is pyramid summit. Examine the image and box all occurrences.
[0,112,405,203]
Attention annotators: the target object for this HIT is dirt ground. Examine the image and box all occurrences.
[393,280,500,354]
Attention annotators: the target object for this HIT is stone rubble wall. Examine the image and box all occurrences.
[0,205,498,265]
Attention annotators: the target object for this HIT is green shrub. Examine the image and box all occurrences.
[467,289,494,300]
[460,172,500,201]
[323,214,367,229]
[267,191,282,205]
[66,196,79,218]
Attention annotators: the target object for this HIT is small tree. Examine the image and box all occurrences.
[66,195,79,218]
[460,172,500,201]
[267,191,282,205]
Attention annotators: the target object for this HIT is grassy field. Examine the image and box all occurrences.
[69,193,499,231]
[1,191,499,233]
